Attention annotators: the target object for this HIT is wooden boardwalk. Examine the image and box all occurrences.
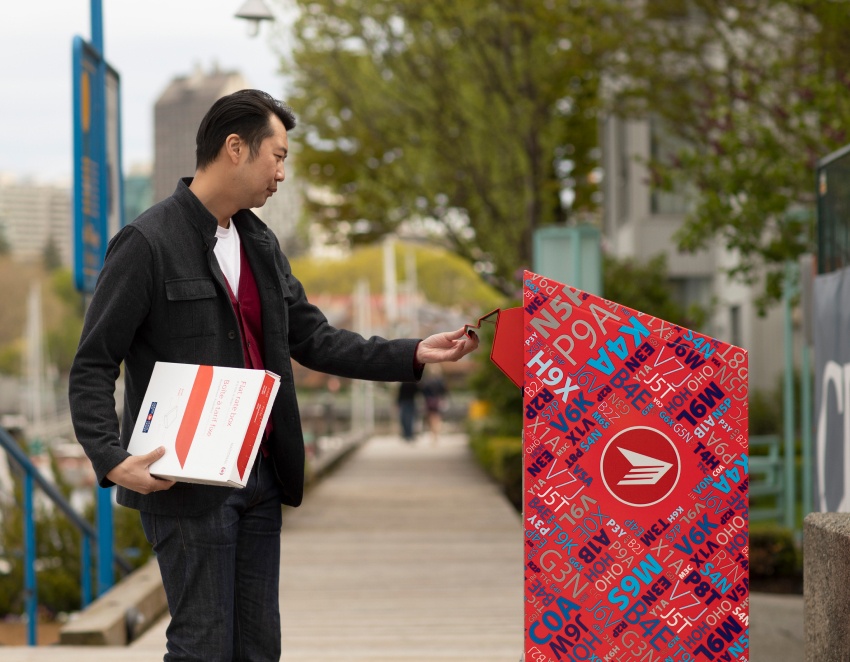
[2,433,525,661]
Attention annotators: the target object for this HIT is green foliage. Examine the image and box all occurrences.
[0,448,83,616]
[0,500,24,615]
[0,444,150,617]
[468,317,523,436]
[45,268,84,374]
[0,224,9,256]
[0,263,84,377]
[749,525,799,579]
[469,433,522,511]
[114,506,153,568]
[747,369,806,437]
[34,512,84,614]
[281,0,849,307]
[42,236,62,272]
[290,241,504,313]
[749,388,781,436]
[284,0,625,291]
[602,254,707,330]
[50,269,83,310]
[0,338,23,376]
[609,0,850,309]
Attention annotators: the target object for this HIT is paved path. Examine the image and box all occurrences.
[749,592,805,661]
[0,433,804,661]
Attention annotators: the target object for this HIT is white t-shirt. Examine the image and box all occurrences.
[214,220,241,298]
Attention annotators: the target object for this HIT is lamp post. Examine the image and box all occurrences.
[87,0,117,599]
[235,0,275,37]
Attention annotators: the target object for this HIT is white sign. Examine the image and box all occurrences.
[814,266,850,511]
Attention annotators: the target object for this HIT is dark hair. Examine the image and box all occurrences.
[195,89,296,170]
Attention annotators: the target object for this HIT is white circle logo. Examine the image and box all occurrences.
[599,426,681,507]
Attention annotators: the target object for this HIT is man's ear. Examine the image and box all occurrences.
[224,133,243,164]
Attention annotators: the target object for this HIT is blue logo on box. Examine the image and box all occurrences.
[142,402,157,433]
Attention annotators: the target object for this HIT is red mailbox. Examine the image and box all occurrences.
[475,271,750,662]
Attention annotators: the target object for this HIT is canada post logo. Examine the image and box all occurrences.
[142,402,157,433]
[600,426,680,507]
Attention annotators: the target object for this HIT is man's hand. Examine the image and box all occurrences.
[106,447,176,495]
[416,327,480,364]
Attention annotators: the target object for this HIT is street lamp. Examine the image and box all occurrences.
[235,0,275,37]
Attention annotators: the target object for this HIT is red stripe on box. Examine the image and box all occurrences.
[175,365,214,468]
[237,373,276,479]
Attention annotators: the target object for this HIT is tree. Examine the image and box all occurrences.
[42,235,62,272]
[45,269,84,375]
[0,263,84,377]
[0,443,151,617]
[289,241,504,313]
[0,448,83,617]
[607,0,850,309]
[282,0,625,291]
[603,253,708,330]
[0,222,9,256]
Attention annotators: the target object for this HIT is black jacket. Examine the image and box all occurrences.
[69,179,421,514]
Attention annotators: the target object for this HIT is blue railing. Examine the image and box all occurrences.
[0,425,132,646]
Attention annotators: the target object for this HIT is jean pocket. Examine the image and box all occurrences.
[140,511,158,547]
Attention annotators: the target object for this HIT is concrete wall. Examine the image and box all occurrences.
[804,512,850,660]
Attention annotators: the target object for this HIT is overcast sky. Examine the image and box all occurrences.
[0,0,294,184]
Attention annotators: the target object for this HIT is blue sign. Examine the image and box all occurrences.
[72,37,124,294]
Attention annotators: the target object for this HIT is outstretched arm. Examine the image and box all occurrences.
[415,327,479,365]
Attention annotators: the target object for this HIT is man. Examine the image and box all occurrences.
[69,89,478,661]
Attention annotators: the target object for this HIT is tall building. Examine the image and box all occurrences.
[0,175,71,266]
[153,66,302,249]
[153,65,249,202]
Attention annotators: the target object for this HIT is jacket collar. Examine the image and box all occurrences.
[172,177,272,246]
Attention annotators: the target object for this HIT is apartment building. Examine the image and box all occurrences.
[0,175,71,266]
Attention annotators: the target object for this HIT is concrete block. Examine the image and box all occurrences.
[804,512,850,661]
[59,557,168,646]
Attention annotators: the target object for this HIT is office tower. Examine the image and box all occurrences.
[153,65,249,203]
[152,66,301,248]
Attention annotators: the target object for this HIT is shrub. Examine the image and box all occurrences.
[470,434,522,511]
[749,525,798,579]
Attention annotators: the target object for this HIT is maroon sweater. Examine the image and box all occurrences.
[222,243,272,451]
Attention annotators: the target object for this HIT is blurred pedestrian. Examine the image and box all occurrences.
[421,365,448,445]
[397,381,419,442]
[323,376,341,438]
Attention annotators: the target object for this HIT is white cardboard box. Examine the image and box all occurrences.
[127,362,281,487]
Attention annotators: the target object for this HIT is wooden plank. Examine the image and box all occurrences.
[278,433,524,661]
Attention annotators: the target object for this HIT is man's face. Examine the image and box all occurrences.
[236,113,288,209]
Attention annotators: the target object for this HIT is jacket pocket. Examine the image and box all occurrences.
[165,278,218,338]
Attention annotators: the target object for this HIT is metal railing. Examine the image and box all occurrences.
[0,425,132,646]
[750,434,785,523]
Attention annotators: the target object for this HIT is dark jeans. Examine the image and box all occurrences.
[141,452,283,661]
[399,400,416,440]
